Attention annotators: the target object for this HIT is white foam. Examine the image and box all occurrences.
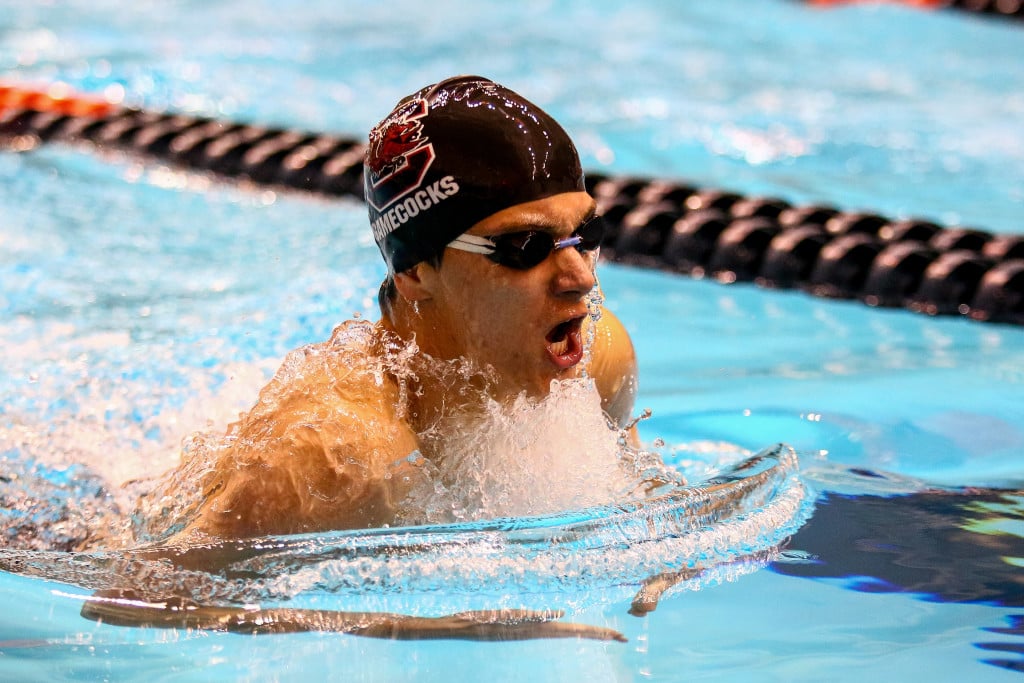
[400,378,635,524]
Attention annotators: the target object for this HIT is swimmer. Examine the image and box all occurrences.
[142,75,639,543]
[82,76,639,642]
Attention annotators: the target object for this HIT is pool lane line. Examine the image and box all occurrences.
[0,83,117,118]
[1,84,1021,325]
[805,0,1024,21]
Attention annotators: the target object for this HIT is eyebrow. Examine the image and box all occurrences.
[490,202,598,236]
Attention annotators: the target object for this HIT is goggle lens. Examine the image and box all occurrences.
[450,216,605,270]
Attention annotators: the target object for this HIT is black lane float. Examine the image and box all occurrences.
[2,86,1021,325]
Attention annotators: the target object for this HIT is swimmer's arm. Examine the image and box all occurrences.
[177,407,421,541]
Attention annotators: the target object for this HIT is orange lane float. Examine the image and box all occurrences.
[0,83,118,118]
[806,0,946,6]
[806,0,942,5]
[805,0,1024,16]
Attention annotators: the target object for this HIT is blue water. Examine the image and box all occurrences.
[2,1,1023,681]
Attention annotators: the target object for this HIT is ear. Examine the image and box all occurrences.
[393,262,437,302]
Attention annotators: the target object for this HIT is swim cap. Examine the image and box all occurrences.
[364,76,584,274]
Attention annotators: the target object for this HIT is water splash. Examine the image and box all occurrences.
[401,378,635,525]
[0,316,810,617]
[0,445,808,615]
[579,282,606,381]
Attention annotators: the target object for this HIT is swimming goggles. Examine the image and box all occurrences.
[446,216,605,270]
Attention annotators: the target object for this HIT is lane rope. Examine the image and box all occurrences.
[2,85,1021,325]
[805,0,1024,20]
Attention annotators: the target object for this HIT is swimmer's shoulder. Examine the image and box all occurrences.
[588,306,638,428]
[179,320,420,540]
[246,320,402,417]
[239,319,418,451]
[593,307,635,359]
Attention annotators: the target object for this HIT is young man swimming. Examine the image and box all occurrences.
[146,75,639,543]
[82,77,646,642]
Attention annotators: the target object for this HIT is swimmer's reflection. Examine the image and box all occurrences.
[81,590,627,642]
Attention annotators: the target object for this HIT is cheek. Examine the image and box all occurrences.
[468,294,527,345]
[438,262,547,362]
[461,286,535,354]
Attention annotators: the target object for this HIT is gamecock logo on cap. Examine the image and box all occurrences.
[365,98,436,212]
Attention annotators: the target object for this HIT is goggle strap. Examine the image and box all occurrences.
[447,234,496,255]
[554,234,583,250]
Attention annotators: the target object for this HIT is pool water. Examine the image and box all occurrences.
[2,1,1023,680]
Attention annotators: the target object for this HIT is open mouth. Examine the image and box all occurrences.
[545,316,585,369]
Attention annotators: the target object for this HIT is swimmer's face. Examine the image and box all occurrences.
[408,191,599,399]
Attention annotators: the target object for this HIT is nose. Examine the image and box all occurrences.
[550,244,597,298]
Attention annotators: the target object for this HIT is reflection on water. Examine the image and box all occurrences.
[772,486,1024,605]
[771,483,1024,673]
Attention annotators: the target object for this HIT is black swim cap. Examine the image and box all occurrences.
[364,76,584,274]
